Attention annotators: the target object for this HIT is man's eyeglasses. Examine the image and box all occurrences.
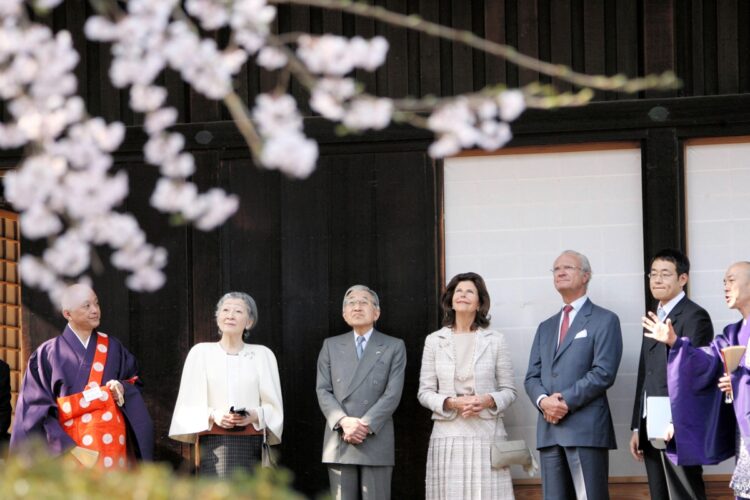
[344,299,372,308]
[647,271,676,280]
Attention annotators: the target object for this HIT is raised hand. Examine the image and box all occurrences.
[642,312,677,347]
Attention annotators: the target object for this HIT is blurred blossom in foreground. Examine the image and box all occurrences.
[0,0,528,303]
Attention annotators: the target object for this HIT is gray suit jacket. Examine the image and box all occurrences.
[524,298,623,449]
[316,329,406,466]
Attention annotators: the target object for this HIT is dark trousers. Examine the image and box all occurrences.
[540,445,609,500]
[642,438,706,500]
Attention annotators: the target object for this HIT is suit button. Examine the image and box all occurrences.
[552,373,557,377]
[363,400,369,405]
[336,378,341,382]
[647,371,652,375]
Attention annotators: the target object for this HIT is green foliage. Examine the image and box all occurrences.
[0,445,304,500]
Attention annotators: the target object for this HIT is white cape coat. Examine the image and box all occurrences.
[169,342,283,445]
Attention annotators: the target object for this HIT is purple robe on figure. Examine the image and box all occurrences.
[665,319,750,466]
[10,326,154,459]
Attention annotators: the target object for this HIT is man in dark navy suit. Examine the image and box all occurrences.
[525,250,623,500]
[630,248,713,499]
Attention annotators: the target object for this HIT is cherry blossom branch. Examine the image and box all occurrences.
[223,92,263,157]
[269,0,679,93]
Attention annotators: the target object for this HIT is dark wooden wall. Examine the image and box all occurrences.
[5,1,750,498]
[32,0,750,126]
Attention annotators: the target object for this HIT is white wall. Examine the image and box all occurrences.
[443,146,646,477]
[686,140,750,474]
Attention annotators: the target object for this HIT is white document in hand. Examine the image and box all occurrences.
[646,396,672,450]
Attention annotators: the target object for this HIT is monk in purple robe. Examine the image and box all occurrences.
[10,284,153,464]
[643,261,750,499]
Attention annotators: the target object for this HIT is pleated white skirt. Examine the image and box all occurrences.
[425,417,515,500]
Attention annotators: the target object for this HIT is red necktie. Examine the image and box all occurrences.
[558,304,573,348]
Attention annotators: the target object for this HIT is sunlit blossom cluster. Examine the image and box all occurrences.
[0,0,529,302]
[427,90,526,158]
[0,13,167,302]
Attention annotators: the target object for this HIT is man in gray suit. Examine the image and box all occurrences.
[525,250,623,500]
[316,285,407,500]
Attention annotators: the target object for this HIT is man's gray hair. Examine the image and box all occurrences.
[215,291,258,331]
[560,249,592,275]
[60,284,95,311]
[342,285,380,310]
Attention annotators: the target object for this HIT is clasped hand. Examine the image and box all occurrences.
[446,394,494,418]
[540,393,568,424]
[213,409,257,429]
[340,416,369,444]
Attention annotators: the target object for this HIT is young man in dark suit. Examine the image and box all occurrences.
[630,248,713,499]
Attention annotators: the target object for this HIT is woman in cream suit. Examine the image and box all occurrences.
[169,292,283,477]
[418,272,517,500]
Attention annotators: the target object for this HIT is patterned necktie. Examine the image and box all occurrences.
[356,335,365,360]
[558,304,574,348]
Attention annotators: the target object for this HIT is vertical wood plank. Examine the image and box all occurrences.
[220,159,282,356]
[570,0,585,74]
[738,0,750,93]
[691,0,706,95]
[615,0,638,99]
[419,0,442,96]
[484,0,508,87]
[642,128,685,265]
[384,0,409,98]
[470,0,486,91]
[673,0,691,96]
[603,0,617,101]
[451,1,474,94]
[716,0,739,93]
[439,0,454,96]
[190,151,221,346]
[582,0,605,100]
[550,0,572,92]
[702,0,718,94]
[374,151,440,500]
[537,0,551,86]
[517,0,539,86]
[279,157,330,495]
[642,0,676,98]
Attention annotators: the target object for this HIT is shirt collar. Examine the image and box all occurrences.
[565,295,588,311]
[659,291,685,317]
[353,329,374,344]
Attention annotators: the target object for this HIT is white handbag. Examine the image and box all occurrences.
[490,439,538,476]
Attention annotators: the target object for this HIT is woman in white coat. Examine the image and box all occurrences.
[169,292,283,477]
[418,272,517,499]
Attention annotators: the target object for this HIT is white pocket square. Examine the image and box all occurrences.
[574,330,588,339]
